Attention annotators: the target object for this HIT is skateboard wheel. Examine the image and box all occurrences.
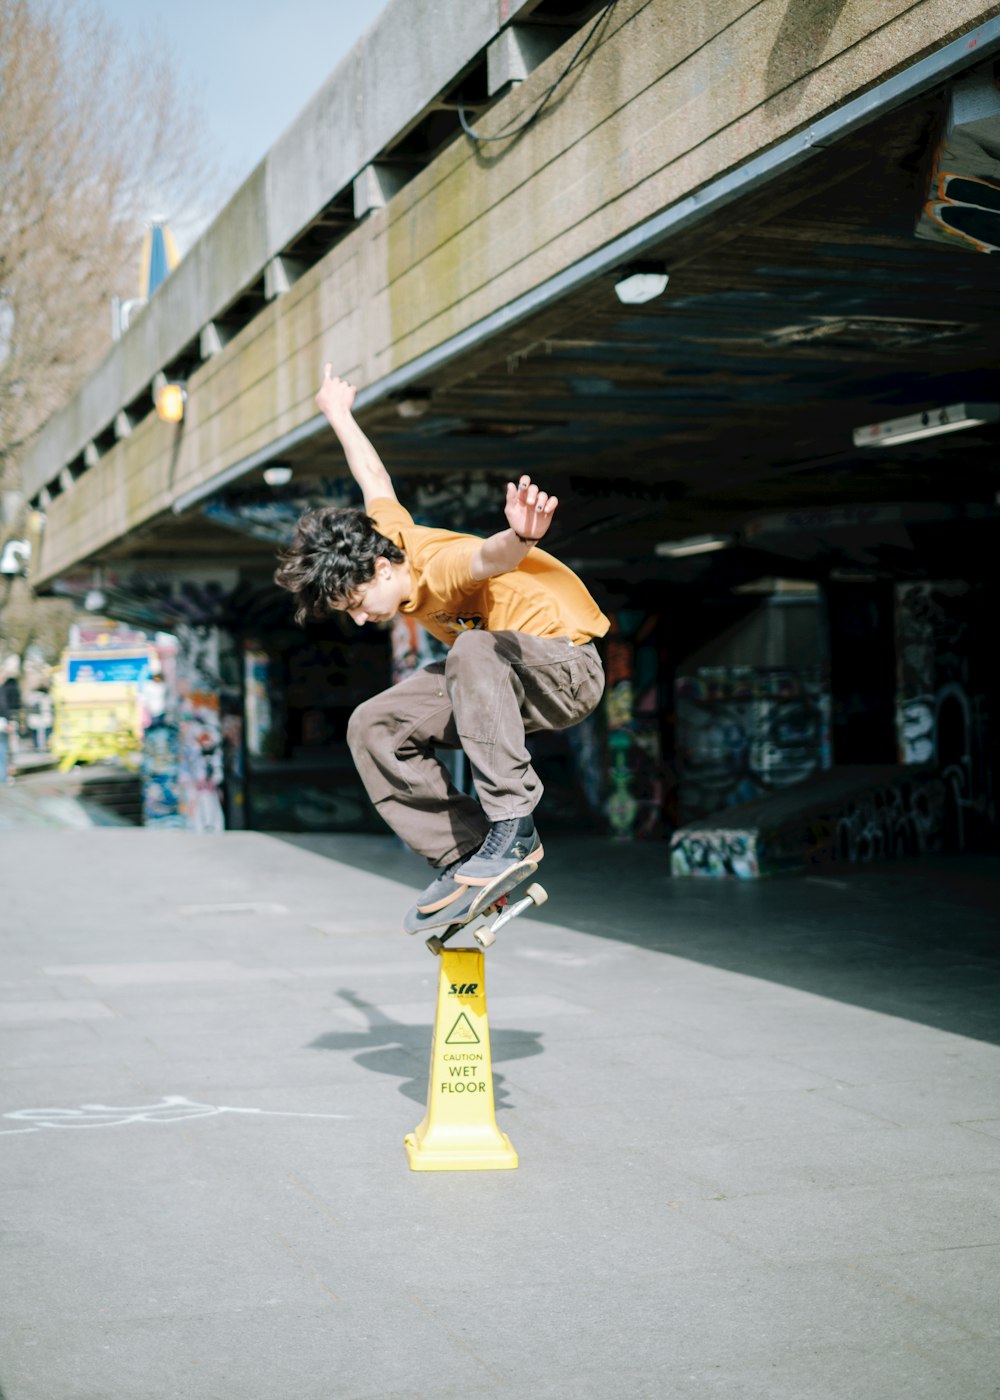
[426,935,444,956]
[525,883,548,906]
[474,925,497,948]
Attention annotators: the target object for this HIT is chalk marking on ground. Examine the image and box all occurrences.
[0,1094,351,1134]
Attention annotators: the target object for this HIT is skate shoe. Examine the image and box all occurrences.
[403,878,478,936]
[454,815,543,888]
[414,856,469,916]
[403,852,479,936]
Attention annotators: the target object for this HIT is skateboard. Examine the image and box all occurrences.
[422,864,548,956]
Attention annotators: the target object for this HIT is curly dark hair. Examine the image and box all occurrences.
[273,507,405,626]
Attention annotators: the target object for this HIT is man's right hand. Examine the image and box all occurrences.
[316,365,357,425]
[315,364,398,507]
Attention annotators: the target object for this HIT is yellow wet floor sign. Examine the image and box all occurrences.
[405,947,517,1172]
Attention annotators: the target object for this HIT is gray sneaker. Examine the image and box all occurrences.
[415,854,471,915]
[404,879,478,936]
[454,815,543,888]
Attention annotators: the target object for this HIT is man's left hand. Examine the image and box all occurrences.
[505,476,558,542]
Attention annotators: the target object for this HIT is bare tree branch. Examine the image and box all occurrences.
[1,0,220,666]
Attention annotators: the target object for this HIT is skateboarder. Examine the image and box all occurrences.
[275,367,609,932]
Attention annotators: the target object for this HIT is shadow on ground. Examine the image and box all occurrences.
[307,987,543,1105]
[281,833,1000,1047]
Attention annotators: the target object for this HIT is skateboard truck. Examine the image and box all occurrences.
[425,880,548,955]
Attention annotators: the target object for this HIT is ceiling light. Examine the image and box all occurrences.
[154,381,187,424]
[828,568,881,583]
[614,264,669,305]
[0,539,30,575]
[853,402,999,447]
[655,534,732,558]
[732,577,818,596]
[394,391,432,419]
[263,464,293,486]
[84,589,107,612]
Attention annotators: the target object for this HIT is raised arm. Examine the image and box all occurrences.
[470,475,558,581]
[315,366,397,509]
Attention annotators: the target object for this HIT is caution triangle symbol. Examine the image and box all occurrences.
[445,1012,480,1045]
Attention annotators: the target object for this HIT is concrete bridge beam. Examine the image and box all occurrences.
[21,0,1000,589]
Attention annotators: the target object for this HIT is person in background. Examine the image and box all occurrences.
[0,682,12,784]
[27,687,54,751]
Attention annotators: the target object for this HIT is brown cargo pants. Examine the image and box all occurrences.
[347,628,605,866]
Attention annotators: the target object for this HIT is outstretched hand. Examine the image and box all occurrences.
[505,475,558,542]
[315,364,357,424]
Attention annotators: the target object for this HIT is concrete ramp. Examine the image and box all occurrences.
[670,765,954,877]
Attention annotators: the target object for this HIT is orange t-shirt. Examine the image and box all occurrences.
[369,498,610,649]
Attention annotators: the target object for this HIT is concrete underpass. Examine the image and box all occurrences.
[3,2,1000,1395]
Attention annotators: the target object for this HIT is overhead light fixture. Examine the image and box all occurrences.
[0,539,30,575]
[655,534,733,558]
[732,577,818,596]
[828,568,881,583]
[83,567,107,612]
[263,464,293,487]
[614,263,669,305]
[394,390,432,420]
[154,381,187,424]
[853,402,999,447]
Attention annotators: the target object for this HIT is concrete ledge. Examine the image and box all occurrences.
[670,765,955,877]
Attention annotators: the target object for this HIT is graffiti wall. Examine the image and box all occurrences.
[671,769,950,878]
[894,579,993,848]
[915,69,1000,256]
[390,614,446,684]
[824,776,944,866]
[244,648,275,758]
[675,667,831,823]
[201,470,510,550]
[671,829,759,878]
[604,612,663,840]
[141,719,184,827]
[170,625,243,833]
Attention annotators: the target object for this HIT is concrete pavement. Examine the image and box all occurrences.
[0,817,998,1399]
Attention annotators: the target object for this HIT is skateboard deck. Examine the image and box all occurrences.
[420,862,548,955]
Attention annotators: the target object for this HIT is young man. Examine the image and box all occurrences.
[275,366,609,933]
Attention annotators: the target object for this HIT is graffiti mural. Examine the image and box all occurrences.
[670,830,759,878]
[408,472,505,533]
[675,668,831,823]
[177,689,224,832]
[172,625,243,833]
[566,713,604,822]
[915,70,1000,256]
[894,580,989,848]
[389,614,446,685]
[605,631,637,839]
[141,718,183,827]
[604,612,663,840]
[201,470,510,550]
[202,478,359,544]
[671,771,950,878]
[244,648,275,757]
[832,778,941,864]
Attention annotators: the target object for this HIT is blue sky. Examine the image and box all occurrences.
[90,0,385,246]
